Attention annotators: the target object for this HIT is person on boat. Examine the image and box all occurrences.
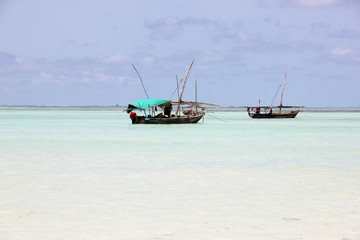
[256,107,260,114]
[129,112,137,124]
[156,112,164,118]
[270,108,272,114]
[164,103,172,117]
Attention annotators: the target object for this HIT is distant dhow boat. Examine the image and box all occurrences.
[125,60,219,124]
[246,73,304,119]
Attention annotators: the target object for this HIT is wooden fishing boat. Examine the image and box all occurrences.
[246,73,304,119]
[125,98,206,124]
[136,113,205,124]
[125,60,219,124]
[247,106,300,118]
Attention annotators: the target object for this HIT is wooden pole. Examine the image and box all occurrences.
[169,77,183,100]
[176,75,180,99]
[279,73,287,113]
[259,99,261,113]
[132,64,149,99]
[195,79,198,111]
[175,60,194,116]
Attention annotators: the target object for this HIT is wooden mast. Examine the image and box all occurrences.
[132,64,149,99]
[195,79,198,111]
[176,75,180,99]
[279,73,287,114]
[175,60,194,117]
[169,77,183,100]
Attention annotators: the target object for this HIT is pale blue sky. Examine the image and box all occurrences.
[0,0,359,107]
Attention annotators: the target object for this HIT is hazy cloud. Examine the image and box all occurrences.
[103,53,129,63]
[145,18,183,41]
[0,51,19,66]
[328,29,360,39]
[141,56,154,64]
[0,53,135,91]
[252,0,357,7]
[330,47,353,56]
[145,17,228,41]
[293,0,347,7]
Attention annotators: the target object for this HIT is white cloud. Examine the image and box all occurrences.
[103,53,128,63]
[293,0,343,7]
[96,73,112,82]
[31,72,62,85]
[236,32,248,41]
[78,77,92,84]
[145,17,228,41]
[40,71,53,79]
[200,51,223,63]
[117,76,126,84]
[142,56,154,64]
[330,47,352,56]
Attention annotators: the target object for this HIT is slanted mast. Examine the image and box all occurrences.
[279,73,287,113]
[175,60,194,116]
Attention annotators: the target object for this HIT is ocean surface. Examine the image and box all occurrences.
[0,107,359,240]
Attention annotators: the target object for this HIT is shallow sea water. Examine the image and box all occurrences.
[0,107,359,240]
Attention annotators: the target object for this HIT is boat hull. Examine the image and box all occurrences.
[249,110,299,119]
[131,113,205,124]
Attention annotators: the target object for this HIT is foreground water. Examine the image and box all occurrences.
[0,107,359,240]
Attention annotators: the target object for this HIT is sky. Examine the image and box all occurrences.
[0,0,359,107]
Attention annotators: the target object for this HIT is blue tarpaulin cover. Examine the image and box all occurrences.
[128,98,170,110]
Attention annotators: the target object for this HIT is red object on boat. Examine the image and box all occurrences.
[130,112,136,119]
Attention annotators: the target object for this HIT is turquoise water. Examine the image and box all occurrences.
[0,107,359,240]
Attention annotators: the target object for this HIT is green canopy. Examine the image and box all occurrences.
[128,98,170,110]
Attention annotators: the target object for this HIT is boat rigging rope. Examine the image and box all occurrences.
[206,113,228,123]
[270,84,282,107]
